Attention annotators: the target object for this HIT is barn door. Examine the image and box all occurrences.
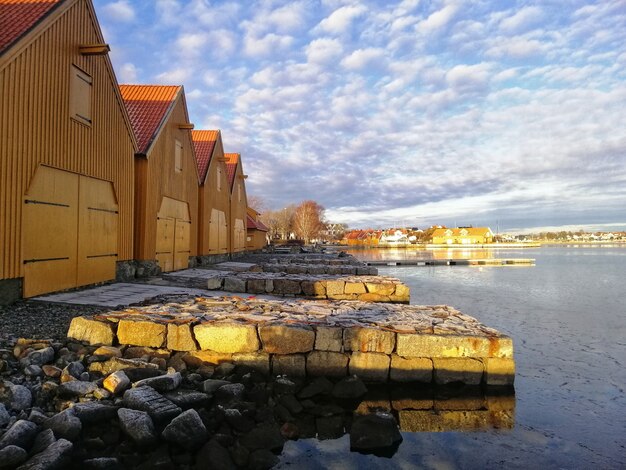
[22,167,79,297]
[218,210,228,253]
[76,176,118,286]
[234,218,245,252]
[209,208,219,253]
[22,167,119,297]
[156,197,190,272]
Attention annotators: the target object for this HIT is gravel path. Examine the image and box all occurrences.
[0,300,109,342]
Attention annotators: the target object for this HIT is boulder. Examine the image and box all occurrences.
[161,409,207,450]
[56,380,98,398]
[16,438,73,470]
[0,445,28,468]
[332,376,367,399]
[0,420,38,451]
[67,317,114,346]
[239,424,285,452]
[72,402,118,424]
[350,412,402,452]
[117,408,157,447]
[122,386,182,423]
[103,370,131,395]
[133,372,182,392]
[44,409,82,441]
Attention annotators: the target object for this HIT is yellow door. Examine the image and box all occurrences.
[209,208,219,253]
[22,167,79,297]
[156,197,190,272]
[218,210,228,253]
[76,176,118,286]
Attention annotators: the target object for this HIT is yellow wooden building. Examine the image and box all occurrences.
[431,227,494,245]
[246,207,269,251]
[119,85,199,273]
[191,130,230,260]
[224,153,248,254]
[0,0,137,300]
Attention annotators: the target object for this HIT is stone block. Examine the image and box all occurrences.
[232,353,271,375]
[483,358,515,386]
[489,337,514,358]
[194,322,260,353]
[389,356,433,383]
[344,282,366,294]
[273,279,302,295]
[349,352,390,382]
[265,279,274,293]
[314,326,343,352]
[357,293,387,303]
[301,281,326,297]
[365,283,396,296]
[327,266,343,275]
[224,276,247,293]
[167,324,198,351]
[325,280,345,297]
[393,283,410,299]
[396,334,491,358]
[272,354,306,377]
[185,350,233,367]
[117,320,166,348]
[259,325,315,354]
[206,276,224,290]
[67,317,114,346]
[247,279,267,294]
[433,358,484,385]
[344,327,395,354]
[306,351,348,377]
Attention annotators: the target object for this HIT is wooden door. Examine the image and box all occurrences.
[76,176,118,286]
[22,167,79,297]
[174,219,191,270]
[156,216,175,272]
[156,197,190,272]
[218,210,228,253]
[209,208,219,253]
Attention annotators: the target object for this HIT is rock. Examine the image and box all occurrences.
[344,327,395,354]
[259,325,314,354]
[272,354,306,377]
[42,365,62,378]
[8,384,32,411]
[201,378,231,394]
[30,429,56,455]
[316,415,344,440]
[162,409,207,450]
[103,370,131,395]
[0,445,28,468]
[223,276,246,293]
[122,386,182,423]
[117,408,157,447]
[280,422,299,440]
[350,412,402,452]
[0,419,38,450]
[92,346,122,358]
[133,372,182,392]
[27,409,48,426]
[117,320,166,348]
[240,424,285,452]
[273,377,297,395]
[67,317,114,346]
[298,377,334,399]
[215,383,245,403]
[44,409,82,441]
[193,323,260,353]
[72,402,118,424]
[229,442,250,467]
[63,361,85,380]
[279,395,303,415]
[163,390,210,409]
[214,362,236,377]
[56,380,98,398]
[224,408,255,433]
[332,376,367,399]
[21,347,55,367]
[24,365,43,377]
[88,357,160,376]
[82,457,122,470]
[195,439,236,470]
[349,352,390,382]
[248,449,279,470]
[0,403,10,427]
[16,438,73,470]
[122,367,163,382]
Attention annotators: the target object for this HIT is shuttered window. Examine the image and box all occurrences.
[175,139,183,173]
[70,65,92,125]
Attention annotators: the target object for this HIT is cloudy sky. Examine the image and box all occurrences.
[93,0,626,232]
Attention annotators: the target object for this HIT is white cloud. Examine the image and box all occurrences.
[155,68,190,84]
[341,48,386,70]
[316,5,367,34]
[306,38,343,64]
[118,62,138,82]
[486,36,545,59]
[244,33,294,58]
[499,6,543,33]
[102,0,135,22]
[445,63,491,92]
[416,4,458,34]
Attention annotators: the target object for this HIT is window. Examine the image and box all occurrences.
[174,139,183,173]
[217,167,222,191]
[70,65,92,125]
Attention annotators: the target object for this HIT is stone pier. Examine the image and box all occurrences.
[68,296,515,386]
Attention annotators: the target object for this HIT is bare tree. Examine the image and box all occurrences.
[293,200,325,244]
[247,194,267,213]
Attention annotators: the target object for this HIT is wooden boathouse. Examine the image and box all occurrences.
[191,130,230,261]
[119,85,199,273]
[246,207,269,251]
[0,0,136,300]
[224,153,248,255]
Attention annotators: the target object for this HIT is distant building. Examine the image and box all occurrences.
[431,227,494,245]
[246,208,269,251]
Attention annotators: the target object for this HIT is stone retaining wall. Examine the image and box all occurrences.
[67,297,514,386]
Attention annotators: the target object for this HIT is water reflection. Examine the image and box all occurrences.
[346,248,501,261]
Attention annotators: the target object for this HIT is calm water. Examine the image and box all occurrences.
[277,246,626,469]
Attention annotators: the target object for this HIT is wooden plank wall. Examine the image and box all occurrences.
[198,137,230,255]
[229,164,248,254]
[0,0,135,280]
[134,96,198,261]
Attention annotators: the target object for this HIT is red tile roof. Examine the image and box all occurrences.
[247,214,268,231]
[191,130,219,184]
[119,85,181,154]
[224,152,240,190]
[0,0,63,54]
